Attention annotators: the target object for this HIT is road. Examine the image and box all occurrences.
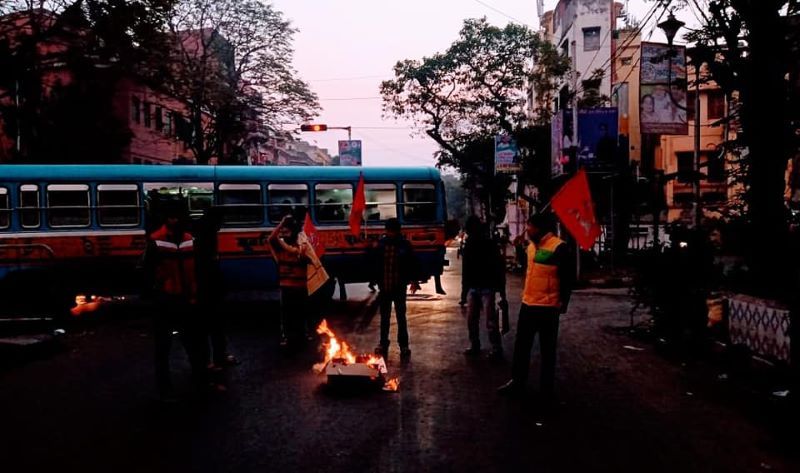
[0,249,797,472]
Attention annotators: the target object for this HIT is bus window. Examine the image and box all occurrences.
[315,183,353,223]
[365,184,397,221]
[268,184,308,223]
[47,184,91,228]
[20,184,40,229]
[0,187,8,229]
[219,184,263,225]
[403,183,437,222]
[186,185,213,217]
[97,184,140,227]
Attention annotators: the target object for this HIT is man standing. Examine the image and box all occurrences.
[461,216,506,360]
[373,218,418,361]
[144,204,208,401]
[269,215,310,351]
[498,213,573,400]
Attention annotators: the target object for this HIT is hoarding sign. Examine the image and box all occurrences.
[639,42,688,135]
[577,107,618,166]
[338,140,362,166]
[494,134,521,173]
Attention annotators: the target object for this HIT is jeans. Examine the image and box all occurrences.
[153,298,208,396]
[281,287,308,347]
[511,304,560,395]
[379,287,409,350]
[466,288,501,351]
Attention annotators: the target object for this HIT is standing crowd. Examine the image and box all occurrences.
[143,202,573,405]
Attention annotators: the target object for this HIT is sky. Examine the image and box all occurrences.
[270,0,698,167]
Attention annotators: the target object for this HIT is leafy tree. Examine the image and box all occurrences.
[165,0,319,164]
[381,18,570,219]
[681,0,800,292]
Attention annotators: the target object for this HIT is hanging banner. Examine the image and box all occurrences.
[577,107,619,167]
[494,134,521,173]
[639,42,688,135]
[338,140,362,166]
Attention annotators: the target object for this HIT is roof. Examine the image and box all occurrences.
[0,165,442,183]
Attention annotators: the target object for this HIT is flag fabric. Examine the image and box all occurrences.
[303,213,325,257]
[550,169,602,250]
[349,173,366,236]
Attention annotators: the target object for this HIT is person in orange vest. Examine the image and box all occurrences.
[143,204,209,401]
[498,212,574,400]
[269,214,311,351]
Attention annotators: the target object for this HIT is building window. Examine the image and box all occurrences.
[219,184,263,225]
[131,97,140,124]
[268,184,308,223]
[97,184,140,227]
[365,184,397,221]
[47,184,91,228]
[583,27,601,52]
[19,184,40,229]
[0,187,9,229]
[143,102,152,128]
[314,183,353,223]
[620,57,632,66]
[706,152,725,183]
[164,112,173,136]
[677,152,695,183]
[403,183,437,222]
[708,90,726,120]
[155,106,163,132]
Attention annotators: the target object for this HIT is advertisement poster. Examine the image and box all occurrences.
[551,110,564,178]
[494,134,521,173]
[338,140,362,166]
[640,42,688,135]
[577,107,619,166]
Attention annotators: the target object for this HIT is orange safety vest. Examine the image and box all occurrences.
[150,225,197,301]
[522,232,565,308]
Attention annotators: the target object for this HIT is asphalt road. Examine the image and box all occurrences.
[1,249,798,472]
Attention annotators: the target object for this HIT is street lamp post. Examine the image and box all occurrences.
[658,12,702,229]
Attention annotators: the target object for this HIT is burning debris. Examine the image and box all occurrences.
[313,320,399,392]
[70,295,124,317]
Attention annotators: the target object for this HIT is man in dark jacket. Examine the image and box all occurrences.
[462,216,507,360]
[372,218,419,361]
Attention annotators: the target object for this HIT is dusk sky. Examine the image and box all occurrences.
[270,0,697,167]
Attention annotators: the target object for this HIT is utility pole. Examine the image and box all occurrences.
[693,64,702,229]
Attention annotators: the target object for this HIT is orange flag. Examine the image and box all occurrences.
[551,169,602,250]
[349,173,366,236]
[303,213,325,257]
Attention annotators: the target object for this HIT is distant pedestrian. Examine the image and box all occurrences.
[372,218,419,361]
[143,203,209,401]
[461,216,506,360]
[269,215,311,351]
[498,213,573,400]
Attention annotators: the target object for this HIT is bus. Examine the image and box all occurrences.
[0,165,449,316]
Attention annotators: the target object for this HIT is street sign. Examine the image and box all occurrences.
[338,140,362,166]
[494,134,521,173]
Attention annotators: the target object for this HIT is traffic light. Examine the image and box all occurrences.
[300,124,328,132]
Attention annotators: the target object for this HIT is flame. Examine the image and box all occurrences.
[70,294,112,317]
[383,377,400,392]
[313,319,386,374]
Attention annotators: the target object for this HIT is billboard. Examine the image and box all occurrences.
[577,107,618,167]
[494,134,521,173]
[338,140,362,166]
[639,42,688,135]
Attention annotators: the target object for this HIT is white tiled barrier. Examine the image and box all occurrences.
[727,295,791,363]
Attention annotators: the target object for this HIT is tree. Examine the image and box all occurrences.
[165,0,319,164]
[0,1,175,162]
[381,18,570,219]
[682,0,800,292]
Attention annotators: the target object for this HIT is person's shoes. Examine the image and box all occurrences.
[487,349,505,362]
[207,363,223,373]
[463,346,481,357]
[497,379,524,396]
[436,288,447,295]
[222,354,240,366]
[400,348,411,361]
[368,283,377,293]
[280,336,289,348]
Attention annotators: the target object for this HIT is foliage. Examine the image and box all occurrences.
[442,173,467,222]
[381,17,570,219]
[165,0,319,164]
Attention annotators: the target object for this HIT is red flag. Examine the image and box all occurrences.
[349,173,366,236]
[303,213,325,257]
[550,169,602,250]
